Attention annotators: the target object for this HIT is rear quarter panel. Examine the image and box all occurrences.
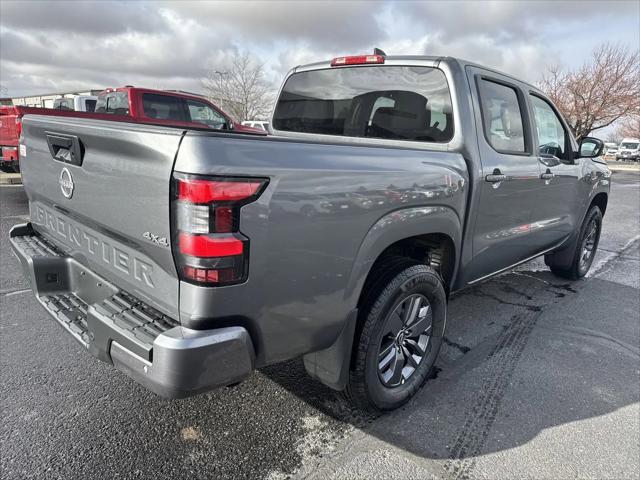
[175,132,468,365]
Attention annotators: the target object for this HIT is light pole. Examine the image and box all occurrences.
[214,71,228,108]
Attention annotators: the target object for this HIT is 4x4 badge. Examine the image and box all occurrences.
[59,167,74,199]
[143,231,169,247]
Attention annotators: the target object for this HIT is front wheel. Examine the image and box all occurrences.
[345,263,446,412]
[547,206,603,280]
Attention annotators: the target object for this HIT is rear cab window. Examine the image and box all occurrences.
[273,65,453,143]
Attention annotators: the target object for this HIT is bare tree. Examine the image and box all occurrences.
[615,114,640,139]
[203,52,273,122]
[539,43,640,140]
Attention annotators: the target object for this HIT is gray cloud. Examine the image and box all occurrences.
[396,0,639,42]
[159,1,386,49]
[0,0,637,98]
[0,0,168,35]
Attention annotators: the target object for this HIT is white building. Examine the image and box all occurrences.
[1,89,104,108]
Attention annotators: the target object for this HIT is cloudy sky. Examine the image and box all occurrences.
[1,0,638,98]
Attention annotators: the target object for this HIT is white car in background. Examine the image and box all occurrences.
[603,143,618,160]
[242,120,269,132]
[53,95,98,112]
[616,138,640,161]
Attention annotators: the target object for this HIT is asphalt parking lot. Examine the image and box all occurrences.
[1,171,639,480]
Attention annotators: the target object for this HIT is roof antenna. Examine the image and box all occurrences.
[373,48,387,56]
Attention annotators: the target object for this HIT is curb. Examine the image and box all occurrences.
[608,165,640,172]
[0,173,22,185]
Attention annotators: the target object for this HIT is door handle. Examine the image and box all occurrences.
[540,172,554,180]
[485,173,507,183]
[45,131,84,166]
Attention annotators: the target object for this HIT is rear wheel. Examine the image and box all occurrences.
[547,206,602,280]
[345,263,446,412]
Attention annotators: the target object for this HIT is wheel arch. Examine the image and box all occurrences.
[303,206,460,392]
[545,191,608,272]
[344,206,461,307]
[590,192,608,216]
[357,233,456,306]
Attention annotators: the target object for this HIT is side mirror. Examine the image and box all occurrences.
[579,137,604,158]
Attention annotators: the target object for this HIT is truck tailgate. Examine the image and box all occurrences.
[19,115,182,318]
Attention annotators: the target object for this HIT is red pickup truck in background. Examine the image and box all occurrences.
[0,106,22,172]
[0,86,264,172]
[93,87,263,133]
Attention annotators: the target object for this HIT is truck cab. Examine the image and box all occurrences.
[94,87,266,134]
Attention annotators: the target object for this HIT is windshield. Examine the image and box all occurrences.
[621,142,639,149]
[273,65,453,143]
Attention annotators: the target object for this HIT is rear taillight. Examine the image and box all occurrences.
[15,117,22,138]
[172,174,268,286]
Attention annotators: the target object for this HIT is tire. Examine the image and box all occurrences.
[345,263,447,412]
[548,206,603,280]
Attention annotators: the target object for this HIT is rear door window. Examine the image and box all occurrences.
[142,93,186,121]
[477,79,526,154]
[273,66,453,143]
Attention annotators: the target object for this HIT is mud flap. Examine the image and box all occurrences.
[303,309,358,391]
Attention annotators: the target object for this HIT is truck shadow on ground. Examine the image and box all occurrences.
[262,269,639,476]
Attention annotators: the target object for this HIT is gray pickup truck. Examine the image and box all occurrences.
[11,54,610,412]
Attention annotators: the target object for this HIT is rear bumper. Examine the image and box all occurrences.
[9,223,255,398]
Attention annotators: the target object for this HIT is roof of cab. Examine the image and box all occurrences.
[292,55,540,92]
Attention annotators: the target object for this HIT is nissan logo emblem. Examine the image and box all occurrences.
[59,167,74,199]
